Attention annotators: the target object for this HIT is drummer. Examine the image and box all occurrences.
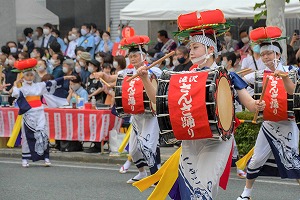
[136,9,266,199]
[94,35,162,184]
[236,26,300,200]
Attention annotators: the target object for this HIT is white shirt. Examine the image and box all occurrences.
[43,34,51,48]
[34,36,43,47]
[241,55,265,71]
[66,39,78,59]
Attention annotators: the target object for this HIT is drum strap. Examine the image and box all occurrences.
[252,56,258,70]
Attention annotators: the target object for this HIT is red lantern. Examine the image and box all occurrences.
[14,58,38,70]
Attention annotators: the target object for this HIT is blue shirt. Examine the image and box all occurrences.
[78,34,95,58]
[80,68,91,85]
[96,40,113,54]
[51,65,64,79]
[56,37,67,53]
[75,86,89,103]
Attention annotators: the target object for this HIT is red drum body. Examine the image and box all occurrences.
[156,68,235,144]
[114,75,156,118]
[254,71,296,121]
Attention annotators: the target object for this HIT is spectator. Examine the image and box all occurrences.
[96,31,113,54]
[86,59,104,102]
[75,46,86,61]
[237,29,250,60]
[173,46,193,71]
[222,52,240,72]
[34,27,43,47]
[34,59,48,83]
[67,75,89,104]
[78,52,92,84]
[113,55,126,75]
[241,44,265,71]
[1,45,10,57]
[30,47,44,60]
[154,30,177,53]
[49,41,62,56]
[41,23,56,48]
[223,31,238,52]
[51,29,67,53]
[50,53,64,78]
[6,41,18,54]
[18,52,29,60]
[4,53,18,104]
[94,29,102,52]
[74,61,82,75]
[78,23,95,58]
[102,63,112,75]
[115,24,125,43]
[287,44,298,67]
[23,27,34,54]
[65,30,77,59]
[62,59,76,93]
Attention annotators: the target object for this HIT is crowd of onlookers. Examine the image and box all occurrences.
[1,22,300,151]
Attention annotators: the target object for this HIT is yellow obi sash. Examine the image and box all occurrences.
[25,96,42,108]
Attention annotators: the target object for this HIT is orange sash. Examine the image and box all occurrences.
[25,96,42,108]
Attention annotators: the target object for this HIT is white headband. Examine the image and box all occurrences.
[260,44,281,55]
[190,35,218,55]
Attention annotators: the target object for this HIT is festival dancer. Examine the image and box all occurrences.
[134,9,266,200]
[237,26,300,200]
[94,35,161,183]
[11,58,75,167]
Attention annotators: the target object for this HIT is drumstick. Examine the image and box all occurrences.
[270,72,288,77]
[126,51,175,82]
[253,76,269,123]
[0,65,3,86]
[236,68,252,75]
[99,77,112,88]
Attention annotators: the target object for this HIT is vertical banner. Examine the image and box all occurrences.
[66,113,73,140]
[77,113,85,141]
[89,114,97,141]
[54,113,62,140]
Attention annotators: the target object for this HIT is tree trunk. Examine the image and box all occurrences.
[266,0,287,64]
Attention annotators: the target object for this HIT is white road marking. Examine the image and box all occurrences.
[0,160,299,186]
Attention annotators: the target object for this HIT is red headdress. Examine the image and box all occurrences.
[13,58,38,72]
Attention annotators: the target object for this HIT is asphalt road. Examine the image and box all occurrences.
[0,158,299,200]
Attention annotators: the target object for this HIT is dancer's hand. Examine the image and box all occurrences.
[255,100,266,111]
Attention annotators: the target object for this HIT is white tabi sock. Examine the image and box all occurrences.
[241,186,253,197]
[133,170,147,180]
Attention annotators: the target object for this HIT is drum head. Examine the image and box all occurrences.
[217,77,233,132]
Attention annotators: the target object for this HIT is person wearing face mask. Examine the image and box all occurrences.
[78,23,95,58]
[237,29,250,60]
[154,30,177,53]
[50,53,64,79]
[223,31,238,52]
[94,30,103,52]
[67,74,88,104]
[94,35,162,183]
[23,28,35,54]
[86,59,105,102]
[66,30,78,59]
[6,41,18,54]
[11,58,76,168]
[135,10,266,200]
[96,31,113,54]
[3,54,18,104]
[173,46,193,71]
[237,26,300,200]
[34,59,48,83]
[241,44,265,71]
[78,52,92,84]
[51,29,67,53]
[33,27,43,48]
[60,59,76,96]
[41,23,57,48]
[30,47,44,60]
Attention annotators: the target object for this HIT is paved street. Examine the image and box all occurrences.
[0,158,299,200]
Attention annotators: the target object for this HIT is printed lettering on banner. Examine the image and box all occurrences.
[78,113,85,141]
[0,111,4,137]
[44,113,50,137]
[121,76,144,114]
[168,72,212,140]
[114,117,123,130]
[99,114,110,141]
[263,73,288,121]
[7,111,15,136]
[89,114,97,141]
[54,113,62,140]
[66,113,73,140]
